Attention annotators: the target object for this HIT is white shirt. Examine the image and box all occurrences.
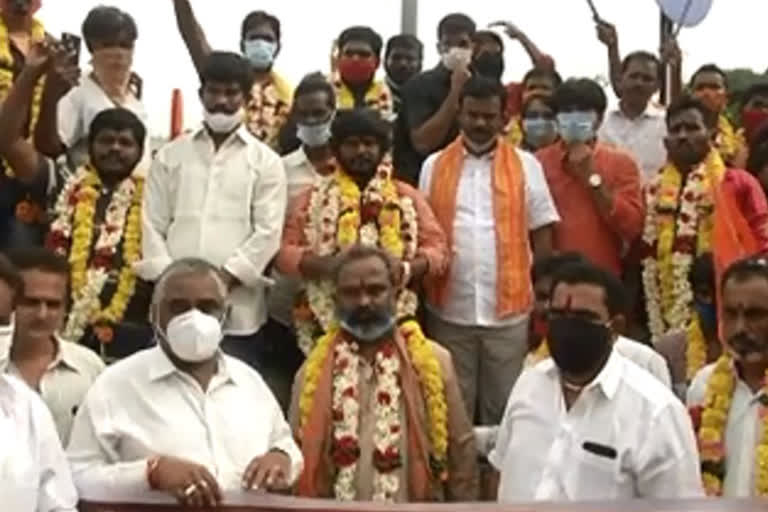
[58,74,151,178]
[687,362,761,497]
[268,146,323,326]
[0,375,78,512]
[0,336,104,444]
[598,104,667,181]
[419,146,560,326]
[137,124,287,334]
[66,346,303,500]
[490,349,703,503]
[614,335,671,388]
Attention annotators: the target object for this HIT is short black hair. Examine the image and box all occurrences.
[0,254,22,301]
[437,13,476,40]
[472,30,504,52]
[722,255,768,291]
[741,82,768,109]
[88,108,146,149]
[522,67,563,89]
[294,72,336,110]
[459,75,508,112]
[385,34,423,60]
[241,10,281,42]
[549,261,627,317]
[333,245,396,284]
[531,252,588,283]
[4,247,69,278]
[330,108,391,154]
[666,94,719,131]
[690,63,728,89]
[621,51,661,81]
[552,78,607,117]
[199,51,254,95]
[338,26,383,60]
[690,252,715,290]
[82,5,137,51]
[521,94,556,117]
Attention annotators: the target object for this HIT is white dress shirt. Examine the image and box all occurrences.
[687,362,762,497]
[419,146,560,326]
[0,336,104,443]
[614,335,671,388]
[58,74,151,178]
[490,349,703,503]
[0,375,78,512]
[138,124,287,335]
[267,146,323,326]
[66,346,303,500]
[598,104,667,182]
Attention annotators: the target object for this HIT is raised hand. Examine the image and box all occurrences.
[595,20,617,48]
[489,20,524,40]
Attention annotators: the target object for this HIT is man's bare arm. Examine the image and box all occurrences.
[172,0,213,75]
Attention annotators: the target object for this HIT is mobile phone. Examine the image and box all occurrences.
[61,32,81,66]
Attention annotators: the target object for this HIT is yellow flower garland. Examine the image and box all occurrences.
[697,355,768,496]
[0,16,46,178]
[686,313,708,381]
[715,114,746,165]
[298,326,338,430]
[67,169,143,333]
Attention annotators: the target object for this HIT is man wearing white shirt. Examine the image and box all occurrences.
[490,261,702,503]
[139,51,287,375]
[67,258,302,507]
[687,257,768,497]
[420,75,559,425]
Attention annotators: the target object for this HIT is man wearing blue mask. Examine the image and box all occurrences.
[67,258,302,507]
[537,78,644,278]
[172,0,292,150]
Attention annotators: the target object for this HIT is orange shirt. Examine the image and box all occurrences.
[536,142,645,276]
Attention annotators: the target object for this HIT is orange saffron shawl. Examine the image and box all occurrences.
[427,136,531,317]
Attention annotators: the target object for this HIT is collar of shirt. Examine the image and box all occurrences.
[146,345,237,388]
[283,145,310,167]
[611,102,666,121]
[193,123,254,146]
[542,347,623,400]
[0,334,82,374]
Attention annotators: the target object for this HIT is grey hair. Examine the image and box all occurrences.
[151,258,228,307]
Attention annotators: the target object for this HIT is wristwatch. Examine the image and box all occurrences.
[588,173,603,189]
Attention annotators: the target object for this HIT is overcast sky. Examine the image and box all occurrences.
[37,0,767,136]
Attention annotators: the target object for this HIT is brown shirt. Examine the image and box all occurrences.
[289,341,479,502]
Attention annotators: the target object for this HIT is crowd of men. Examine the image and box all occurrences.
[5,0,768,509]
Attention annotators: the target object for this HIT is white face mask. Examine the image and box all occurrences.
[203,108,244,134]
[162,309,223,363]
[0,316,14,360]
[441,47,472,71]
[296,118,333,148]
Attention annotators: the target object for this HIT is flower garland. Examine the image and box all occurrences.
[694,356,768,496]
[715,114,746,166]
[642,150,724,340]
[686,313,708,382]
[295,164,419,354]
[47,165,143,345]
[334,77,393,119]
[246,72,292,150]
[299,322,448,499]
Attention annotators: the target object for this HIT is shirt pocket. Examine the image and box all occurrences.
[212,170,254,221]
[562,443,622,501]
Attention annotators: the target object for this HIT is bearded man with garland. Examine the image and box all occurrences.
[289,245,478,502]
[276,107,449,355]
[641,96,768,348]
[688,256,768,497]
[0,42,151,360]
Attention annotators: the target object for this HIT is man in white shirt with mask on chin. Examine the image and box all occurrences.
[67,258,302,508]
[490,260,702,503]
[0,253,78,512]
[139,51,288,378]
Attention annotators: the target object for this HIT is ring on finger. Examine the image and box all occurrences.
[183,483,198,497]
[197,479,209,490]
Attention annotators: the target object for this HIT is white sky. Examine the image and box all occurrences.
[37,0,767,136]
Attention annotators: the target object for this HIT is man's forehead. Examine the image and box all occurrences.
[162,273,223,297]
[337,257,390,284]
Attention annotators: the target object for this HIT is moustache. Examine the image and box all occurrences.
[99,152,127,164]
[729,332,764,356]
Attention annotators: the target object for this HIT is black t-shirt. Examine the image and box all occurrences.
[393,64,459,186]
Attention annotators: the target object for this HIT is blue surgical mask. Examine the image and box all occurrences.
[243,39,277,70]
[296,118,333,148]
[522,118,558,149]
[694,300,717,332]
[557,111,597,144]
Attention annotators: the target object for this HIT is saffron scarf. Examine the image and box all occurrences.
[427,136,531,317]
[296,331,436,501]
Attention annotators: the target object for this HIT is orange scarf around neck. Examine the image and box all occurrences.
[427,136,531,317]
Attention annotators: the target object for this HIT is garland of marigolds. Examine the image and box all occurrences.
[696,356,768,496]
[47,165,142,347]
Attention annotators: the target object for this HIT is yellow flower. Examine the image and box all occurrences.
[686,314,707,381]
[299,327,338,431]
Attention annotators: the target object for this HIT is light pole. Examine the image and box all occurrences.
[400,0,418,35]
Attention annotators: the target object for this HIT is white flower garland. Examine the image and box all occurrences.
[331,338,361,501]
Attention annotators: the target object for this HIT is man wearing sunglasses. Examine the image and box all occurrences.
[490,260,702,503]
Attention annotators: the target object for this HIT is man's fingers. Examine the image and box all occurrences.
[197,467,222,503]
[252,461,271,490]
[266,465,287,489]
[243,457,261,489]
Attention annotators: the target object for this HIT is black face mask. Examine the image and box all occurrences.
[472,52,505,81]
[547,316,613,375]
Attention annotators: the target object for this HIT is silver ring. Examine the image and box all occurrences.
[183,483,198,497]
